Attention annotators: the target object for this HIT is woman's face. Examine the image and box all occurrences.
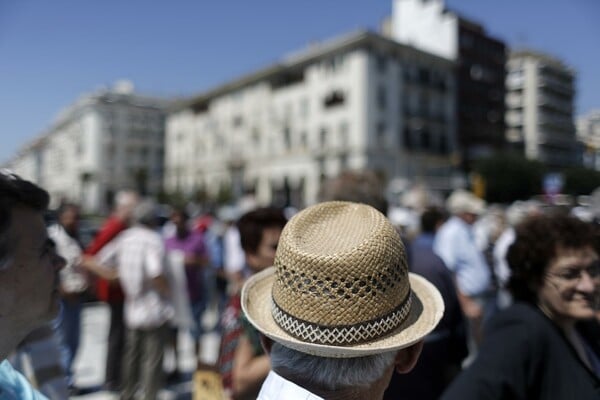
[538,246,600,323]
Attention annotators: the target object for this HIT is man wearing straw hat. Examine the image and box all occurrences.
[242,201,444,400]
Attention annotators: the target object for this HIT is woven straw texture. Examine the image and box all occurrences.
[241,201,444,358]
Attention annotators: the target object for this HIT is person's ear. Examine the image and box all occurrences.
[259,334,274,355]
[394,340,424,374]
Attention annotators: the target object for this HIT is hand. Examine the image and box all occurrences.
[459,295,483,320]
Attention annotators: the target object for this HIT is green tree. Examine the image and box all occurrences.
[562,166,600,195]
[473,153,546,203]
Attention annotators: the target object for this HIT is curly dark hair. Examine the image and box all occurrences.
[506,213,597,303]
[237,207,287,255]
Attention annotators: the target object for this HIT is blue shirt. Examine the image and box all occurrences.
[434,216,491,296]
[0,360,47,400]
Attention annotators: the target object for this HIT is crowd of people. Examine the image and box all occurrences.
[0,169,599,399]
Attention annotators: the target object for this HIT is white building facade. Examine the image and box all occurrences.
[506,50,577,167]
[7,83,169,213]
[577,110,600,170]
[165,31,458,207]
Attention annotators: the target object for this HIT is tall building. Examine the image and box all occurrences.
[577,110,600,170]
[390,0,506,169]
[506,50,577,167]
[7,81,169,212]
[165,31,458,208]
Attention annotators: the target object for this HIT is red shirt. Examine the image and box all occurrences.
[85,215,127,303]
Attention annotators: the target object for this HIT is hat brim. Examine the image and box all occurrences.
[241,267,445,358]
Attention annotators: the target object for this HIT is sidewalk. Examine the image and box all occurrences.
[71,303,220,400]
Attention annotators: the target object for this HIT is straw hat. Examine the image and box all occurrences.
[242,201,444,358]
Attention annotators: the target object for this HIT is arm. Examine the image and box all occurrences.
[232,334,270,398]
[151,275,170,298]
[80,255,119,281]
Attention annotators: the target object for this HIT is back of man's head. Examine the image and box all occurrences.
[0,170,49,267]
[131,199,158,228]
[420,207,446,234]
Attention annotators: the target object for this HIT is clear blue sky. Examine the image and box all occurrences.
[1,0,599,163]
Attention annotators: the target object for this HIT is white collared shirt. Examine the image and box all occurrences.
[98,226,174,329]
[257,371,324,400]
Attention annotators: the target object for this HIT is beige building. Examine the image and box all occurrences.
[506,50,577,167]
[577,109,600,170]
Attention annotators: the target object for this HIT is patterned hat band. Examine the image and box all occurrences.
[271,290,413,346]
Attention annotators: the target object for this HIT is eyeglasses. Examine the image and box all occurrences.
[547,260,600,284]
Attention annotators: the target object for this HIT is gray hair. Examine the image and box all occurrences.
[131,199,158,227]
[269,342,396,391]
[0,170,50,269]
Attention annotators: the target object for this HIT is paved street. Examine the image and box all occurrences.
[71,302,221,400]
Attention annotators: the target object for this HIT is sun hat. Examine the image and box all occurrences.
[446,189,486,215]
[241,201,444,358]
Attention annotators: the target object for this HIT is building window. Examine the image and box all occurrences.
[252,128,260,147]
[232,115,243,128]
[439,134,449,154]
[324,90,345,108]
[299,131,308,149]
[376,54,387,73]
[419,67,430,85]
[339,122,349,149]
[377,86,386,110]
[376,122,386,145]
[320,127,328,148]
[421,129,431,151]
[403,128,413,150]
[283,126,291,150]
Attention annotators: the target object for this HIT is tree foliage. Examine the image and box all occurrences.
[473,153,545,203]
[562,166,600,195]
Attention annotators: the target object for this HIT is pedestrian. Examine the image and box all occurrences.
[84,189,139,392]
[442,213,600,399]
[241,201,444,400]
[0,170,66,398]
[47,203,88,390]
[164,207,208,381]
[434,190,494,350]
[82,200,173,399]
[385,207,468,399]
[217,207,287,400]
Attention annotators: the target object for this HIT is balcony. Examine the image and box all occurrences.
[538,114,574,131]
[538,75,574,96]
[538,95,572,113]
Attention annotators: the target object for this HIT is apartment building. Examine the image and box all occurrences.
[7,82,169,212]
[390,0,506,169]
[577,110,600,170]
[506,50,577,167]
[165,30,458,208]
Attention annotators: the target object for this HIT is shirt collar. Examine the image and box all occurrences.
[258,370,325,400]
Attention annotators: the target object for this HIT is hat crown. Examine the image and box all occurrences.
[271,201,411,345]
